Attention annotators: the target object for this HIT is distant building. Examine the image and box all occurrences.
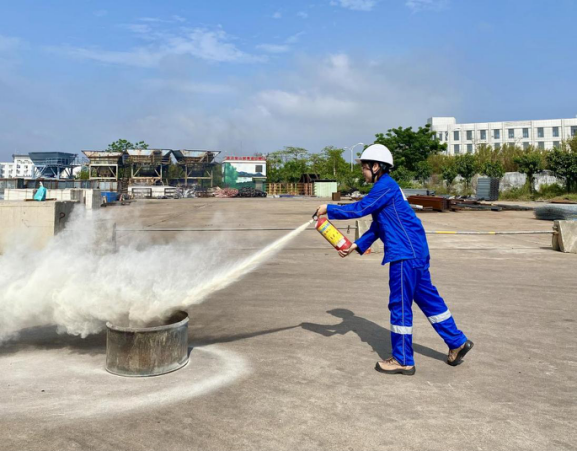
[222,156,267,189]
[0,154,35,178]
[428,116,577,156]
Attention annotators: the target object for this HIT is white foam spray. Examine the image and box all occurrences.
[0,209,312,343]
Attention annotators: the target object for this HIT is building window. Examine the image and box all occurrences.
[523,142,530,150]
[454,144,460,154]
[255,165,263,173]
[466,130,473,140]
[494,143,501,150]
[537,127,544,138]
[538,142,545,150]
[438,132,443,141]
[480,130,487,140]
[453,131,460,141]
[553,127,559,137]
[494,130,500,140]
[523,128,529,138]
[467,144,473,153]
[571,126,577,136]
[553,141,560,148]
[508,129,514,139]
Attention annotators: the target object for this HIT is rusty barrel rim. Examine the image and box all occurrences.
[105,310,189,333]
[106,311,189,377]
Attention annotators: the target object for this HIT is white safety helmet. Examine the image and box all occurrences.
[357,144,394,167]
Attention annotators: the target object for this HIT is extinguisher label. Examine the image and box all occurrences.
[321,223,345,247]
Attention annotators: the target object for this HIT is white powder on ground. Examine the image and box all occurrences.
[0,209,311,342]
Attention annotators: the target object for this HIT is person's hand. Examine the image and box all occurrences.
[338,243,358,258]
[315,204,328,217]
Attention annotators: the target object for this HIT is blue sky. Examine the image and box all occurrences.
[0,0,576,161]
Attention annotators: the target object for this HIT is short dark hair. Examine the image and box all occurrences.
[362,160,391,174]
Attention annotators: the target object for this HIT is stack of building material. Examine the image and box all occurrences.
[214,188,238,198]
[476,177,500,201]
[407,195,450,212]
[535,204,577,221]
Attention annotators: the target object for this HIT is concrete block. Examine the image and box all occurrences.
[355,220,383,254]
[4,189,35,201]
[0,201,75,253]
[553,220,577,254]
[85,189,102,209]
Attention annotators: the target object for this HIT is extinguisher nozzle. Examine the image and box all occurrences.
[312,210,319,221]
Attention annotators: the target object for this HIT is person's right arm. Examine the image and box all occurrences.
[326,183,392,220]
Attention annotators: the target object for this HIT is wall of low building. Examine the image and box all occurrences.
[0,201,75,253]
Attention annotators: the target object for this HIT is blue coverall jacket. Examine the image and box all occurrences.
[327,174,429,264]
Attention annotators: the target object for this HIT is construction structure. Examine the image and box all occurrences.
[28,152,82,179]
[172,150,220,186]
[83,151,124,181]
[82,149,220,190]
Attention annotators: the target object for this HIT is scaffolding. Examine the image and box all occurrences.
[172,150,220,186]
[28,152,82,180]
[82,151,123,181]
[82,149,220,189]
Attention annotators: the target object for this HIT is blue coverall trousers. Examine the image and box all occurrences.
[389,258,468,366]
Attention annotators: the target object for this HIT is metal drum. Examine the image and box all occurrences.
[106,311,189,377]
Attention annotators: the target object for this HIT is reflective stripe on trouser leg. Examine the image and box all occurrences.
[388,261,416,366]
[413,268,467,349]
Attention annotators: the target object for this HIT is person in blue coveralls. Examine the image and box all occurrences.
[315,144,473,375]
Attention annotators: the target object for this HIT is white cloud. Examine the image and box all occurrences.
[0,50,463,159]
[285,31,305,44]
[123,23,153,34]
[256,44,290,54]
[254,90,358,119]
[50,27,265,67]
[272,11,282,19]
[167,28,265,63]
[93,10,108,18]
[0,35,21,53]
[331,0,377,12]
[144,79,235,95]
[297,11,309,19]
[405,0,449,12]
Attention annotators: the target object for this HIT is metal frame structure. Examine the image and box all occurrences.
[82,149,221,188]
[82,151,123,181]
[28,152,81,180]
[172,150,220,186]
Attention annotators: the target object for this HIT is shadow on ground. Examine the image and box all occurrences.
[0,326,106,357]
[302,309,447,362]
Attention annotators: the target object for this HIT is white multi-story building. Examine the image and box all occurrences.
[0,154,35,178]
[428,116,577,156]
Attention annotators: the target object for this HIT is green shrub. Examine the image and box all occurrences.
[499,185,531,200]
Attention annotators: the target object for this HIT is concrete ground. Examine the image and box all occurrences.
[1,198,576,451]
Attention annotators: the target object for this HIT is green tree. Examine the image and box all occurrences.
[481,161,505,179]
[107,139,149,152]
[514,149,544,194]
[546,136,577,193]
[455,154,479,189]
[390,166,415,188]
[441,159,458,190]
[374,123,446,172]
[76,166,90,180]
[167,164,185,181]
[415,160,432,186]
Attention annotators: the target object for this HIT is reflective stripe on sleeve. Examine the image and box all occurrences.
[428,310,452,324]
[390,324,413,335]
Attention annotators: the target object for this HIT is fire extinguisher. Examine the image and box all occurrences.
[312,212,352,252]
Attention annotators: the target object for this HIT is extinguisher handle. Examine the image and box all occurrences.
[312,210,319,220]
